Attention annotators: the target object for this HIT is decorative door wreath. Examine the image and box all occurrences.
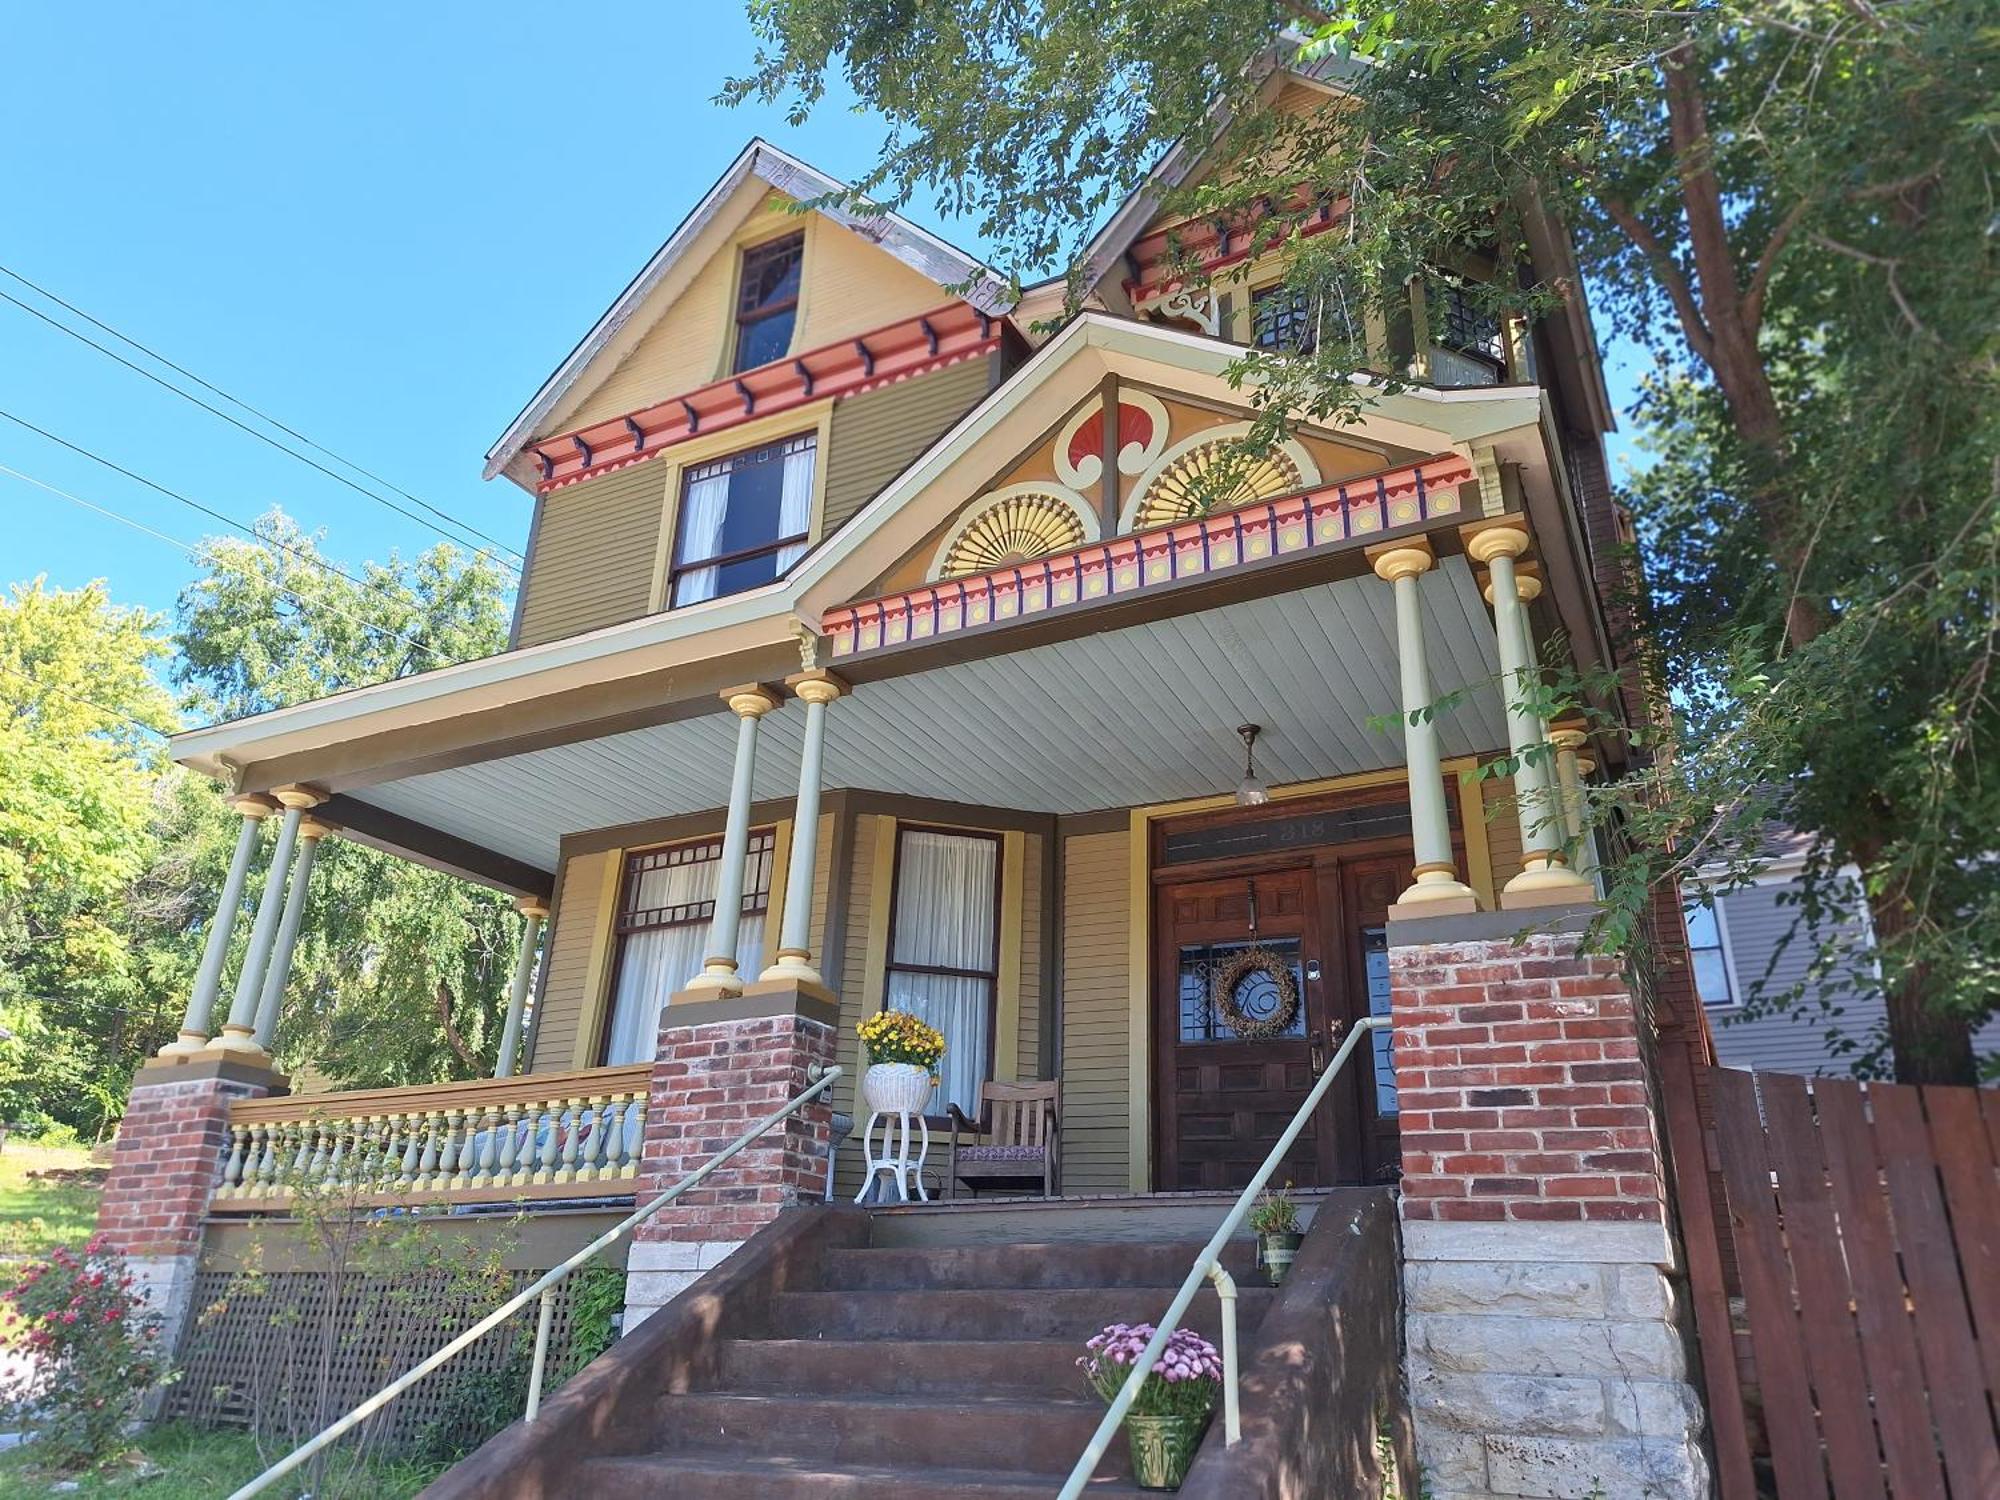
[1207,946,1302,1040]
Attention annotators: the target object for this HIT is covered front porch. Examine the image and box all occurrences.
[158,502,1606,1213]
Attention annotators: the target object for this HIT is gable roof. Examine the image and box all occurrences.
[483,139,1013,482]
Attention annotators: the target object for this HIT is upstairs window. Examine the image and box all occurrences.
[1250,284,1318,354]
[671,434,816,606]
[1427,278,1506,386]
[1683,899,1736,1007]
[732,232,804,373]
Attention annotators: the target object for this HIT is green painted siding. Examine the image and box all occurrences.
[821,354,995,535]
[514,465,665,648]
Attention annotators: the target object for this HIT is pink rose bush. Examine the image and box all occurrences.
[1,1235,166,1471]
[1078,1321,1223,1420]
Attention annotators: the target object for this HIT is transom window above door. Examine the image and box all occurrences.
[602,830,776,1065]
[732,231,804,373]
[670,434,817,606]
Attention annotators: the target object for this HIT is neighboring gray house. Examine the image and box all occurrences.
[1686,833,1999,1077]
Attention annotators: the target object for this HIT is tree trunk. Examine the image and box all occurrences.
[1864,878,1977,1085]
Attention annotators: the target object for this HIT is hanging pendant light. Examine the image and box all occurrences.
[1235,723,1271,806]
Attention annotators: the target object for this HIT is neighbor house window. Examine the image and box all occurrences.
[883,827,1000,1117]
[1683,899,1735,1007]
[670,434,816,605]
[1426,278,1505,386]
[732,232,804,372]
[601,830,776,1064]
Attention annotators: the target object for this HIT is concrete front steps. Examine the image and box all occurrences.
[569,1201,1273,1497]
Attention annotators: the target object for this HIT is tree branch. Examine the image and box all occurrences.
[1597,188,1716,365]
[1661,42,1746,327]
[433,979,481,1072]
[1809,232,1934,339]
[1743,199,1809,334]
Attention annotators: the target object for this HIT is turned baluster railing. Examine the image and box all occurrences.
[210,1065,652,1209]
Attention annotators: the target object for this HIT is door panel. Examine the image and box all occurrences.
[1154,868,1332,1191]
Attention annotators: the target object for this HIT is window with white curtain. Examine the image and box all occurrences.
[670,434,816,606]
[883,827,1000,1118]
[601,830,776,1064]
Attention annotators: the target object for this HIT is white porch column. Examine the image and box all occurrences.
[158,795,275,1057]
[1368,543,1479,915]
[1551,725,1602,886]
[214,785,325,1055]
[251,817,332,1050]
[684,685,781,997]
[761,669,847,987]
[1462,523,1592,906]
[494,897,549,1077]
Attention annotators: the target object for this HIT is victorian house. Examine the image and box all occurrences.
[101,60,1718,1500]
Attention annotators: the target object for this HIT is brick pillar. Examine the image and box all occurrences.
[95,1055,285,1355]
[623,981,838,1329]
[1389,906,1711,1500]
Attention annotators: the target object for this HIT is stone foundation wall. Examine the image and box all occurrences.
[1388,908,1710,1500]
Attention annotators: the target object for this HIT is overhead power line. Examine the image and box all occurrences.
[0,264,523,572]
[0,658,171,741]
[0,461,449,666]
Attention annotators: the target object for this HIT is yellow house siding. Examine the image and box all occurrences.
[527,850,617,1073]
[1018,833,1044,1083]
[1482,772,1523,895]
[820,354,995,535]
[555,197,952,437]
[514,466,665,648]
[1059,828,1133,1191]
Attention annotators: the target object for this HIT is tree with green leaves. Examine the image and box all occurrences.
[729,0,1996,1080]
[171,512,520,1089]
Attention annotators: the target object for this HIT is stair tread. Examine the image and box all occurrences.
[585,1452,1142,1491]
[671,1389,1101,1412]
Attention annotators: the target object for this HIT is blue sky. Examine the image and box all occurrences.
[2,5,1645,627]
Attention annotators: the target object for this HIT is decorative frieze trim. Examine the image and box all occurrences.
[823,452,1474,660]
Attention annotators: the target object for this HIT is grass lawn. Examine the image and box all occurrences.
[0,1424,440,1499]
[0,1144,102,1261]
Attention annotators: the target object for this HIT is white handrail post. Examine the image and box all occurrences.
[1055,1018,1385,1499]
[1206,1262,1240,1446]
[525,1287,556,1423]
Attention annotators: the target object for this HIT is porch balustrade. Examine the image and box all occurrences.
[208,1064,650,1212]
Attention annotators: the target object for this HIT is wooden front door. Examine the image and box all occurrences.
[1152,849,1408,1191]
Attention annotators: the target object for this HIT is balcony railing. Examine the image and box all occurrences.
[209,1064,651,1212]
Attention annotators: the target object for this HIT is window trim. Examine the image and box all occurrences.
[664,432,818,607]
[880,822,1005,1124]
[596,828,776,1063]
[1683,893,1740,1009]
[1248,279,1320,355]
[731,230,805,374]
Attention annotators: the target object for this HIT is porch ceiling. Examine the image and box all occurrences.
[351,560,1508,872]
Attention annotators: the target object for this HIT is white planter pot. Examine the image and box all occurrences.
[862,1061,934,1116]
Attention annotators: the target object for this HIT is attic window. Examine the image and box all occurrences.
[670,434,817,606]
[733,232,805,373]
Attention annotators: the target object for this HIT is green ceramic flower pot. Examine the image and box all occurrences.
[1125,1411,1207,1490]
[1259,1229,1304,1284]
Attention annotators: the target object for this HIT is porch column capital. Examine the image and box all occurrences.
[721,684,782,719]
[1460,516,1531,564]
[270,783,328,811]
[228,793,279,820]
[1366,539,1436,584]
[516,896,551,921]
[784,668,849,707]
[1549,724,1590,754]
[1479,559,1543,604]
[297,817,335,843]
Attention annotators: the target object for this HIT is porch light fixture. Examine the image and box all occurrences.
[1235,723,1271,807]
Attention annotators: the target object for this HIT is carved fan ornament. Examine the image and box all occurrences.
[935,490,1092,579]
[1127,433,1316,533]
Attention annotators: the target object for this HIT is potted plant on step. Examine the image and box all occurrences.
[1248,1183,1303,1284]
[856,1009,946,1115]
[1079,1322,1222,1490]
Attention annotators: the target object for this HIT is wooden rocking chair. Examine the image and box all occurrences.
[944,1080,1061,1200]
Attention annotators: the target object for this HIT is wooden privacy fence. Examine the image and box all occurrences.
[1696,1068,1999,1499]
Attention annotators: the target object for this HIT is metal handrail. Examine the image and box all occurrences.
[227,1063,844,1500]
[1056,1017,1387,1499]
